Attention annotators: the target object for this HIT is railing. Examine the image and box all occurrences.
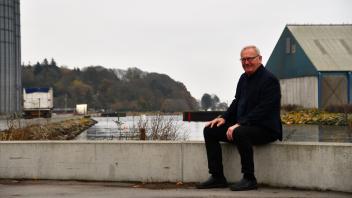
[86,127,140,140]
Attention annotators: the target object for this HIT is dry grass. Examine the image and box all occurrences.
[0,117,97,141]
[130,114,189,140]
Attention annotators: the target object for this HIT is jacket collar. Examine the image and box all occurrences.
[245,64,264,79]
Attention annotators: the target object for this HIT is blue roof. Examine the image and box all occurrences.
[24,87,50,93]
[266,24,352,79]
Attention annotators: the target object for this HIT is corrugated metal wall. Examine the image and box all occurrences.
[0,0,21,114]
[280,77,318,108]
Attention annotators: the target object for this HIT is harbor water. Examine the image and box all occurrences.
[76,115,352,143]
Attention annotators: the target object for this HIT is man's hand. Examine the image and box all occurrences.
[226,123,240,141]
[205,117,225,128]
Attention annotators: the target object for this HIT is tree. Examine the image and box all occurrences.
[50,58,57,67]
[217,102,228,110]
[201,93,212,111]
[22,63,198,111]
[211,94,220,110]
[200,93,226,111]
[42,58,49,66]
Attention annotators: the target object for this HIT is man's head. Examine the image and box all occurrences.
[240,45,262,76]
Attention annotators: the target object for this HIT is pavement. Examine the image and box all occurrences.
[0,180,351,198]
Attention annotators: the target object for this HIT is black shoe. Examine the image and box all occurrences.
[230,177,257,191]
[196,176,228,189]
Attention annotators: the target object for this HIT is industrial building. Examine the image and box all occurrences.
[0,0,21,114]
[266,24,352,109]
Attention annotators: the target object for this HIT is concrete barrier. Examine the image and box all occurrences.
[0,141,351,192]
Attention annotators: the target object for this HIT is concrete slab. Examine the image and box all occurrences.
[0,180,351,198]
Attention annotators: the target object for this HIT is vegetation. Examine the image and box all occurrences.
[130,114,189,140]
[200,93,228,111]
[22,59,198,112]
[281,109,350,126]
[0,117,97,140]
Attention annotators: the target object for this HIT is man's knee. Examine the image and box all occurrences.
[203,126,212,139]
[203,126,220,139]
[233,127,249,142]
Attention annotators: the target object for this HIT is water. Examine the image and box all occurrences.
[283,125,352,143]
[76,115,206,141]
[75,115,352,143]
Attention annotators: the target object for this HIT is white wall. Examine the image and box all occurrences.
[280,76,318,108]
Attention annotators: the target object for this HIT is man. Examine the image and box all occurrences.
[196,45,282,191]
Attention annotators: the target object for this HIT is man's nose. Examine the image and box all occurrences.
[243,60,251,65]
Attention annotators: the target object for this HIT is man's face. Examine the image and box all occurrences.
[240,48,262,75]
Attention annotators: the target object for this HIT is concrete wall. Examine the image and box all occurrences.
[0,141,351,192]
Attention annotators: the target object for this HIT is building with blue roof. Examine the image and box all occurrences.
[266,24,352,108]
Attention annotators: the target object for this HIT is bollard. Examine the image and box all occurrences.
[140,128,146,140]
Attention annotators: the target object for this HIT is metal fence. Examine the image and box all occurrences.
[86,127,140,140]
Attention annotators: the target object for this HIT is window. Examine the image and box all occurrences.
[286,37,291,54]
[291,43,296,54]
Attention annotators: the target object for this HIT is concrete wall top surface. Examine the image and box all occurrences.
[1,140,351,146]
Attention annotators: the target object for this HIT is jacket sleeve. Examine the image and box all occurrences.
[221,76,243,123]
[237,76,281,125]
[221,98,238,123]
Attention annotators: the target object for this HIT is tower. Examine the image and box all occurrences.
[0,0,21,114]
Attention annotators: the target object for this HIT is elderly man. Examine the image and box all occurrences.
[196,45,282,191]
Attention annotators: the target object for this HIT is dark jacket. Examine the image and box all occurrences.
[222,65,282,140]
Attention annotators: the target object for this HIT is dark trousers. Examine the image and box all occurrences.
[203,123,277,178]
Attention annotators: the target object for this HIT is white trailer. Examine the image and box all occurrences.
[76,104,88,115]
[23,87,53,118]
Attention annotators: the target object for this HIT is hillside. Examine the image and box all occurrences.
[22,60,198,112]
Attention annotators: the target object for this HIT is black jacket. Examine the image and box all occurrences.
[222,65,282,140]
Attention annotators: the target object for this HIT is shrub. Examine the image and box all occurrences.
[131,114,189,141]
[324,104,352,113]
[281,104,304,112]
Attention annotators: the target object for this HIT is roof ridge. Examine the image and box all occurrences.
[286,23,352,26]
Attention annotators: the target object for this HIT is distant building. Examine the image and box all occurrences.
[0,0,22,114]
[266,24,352,108]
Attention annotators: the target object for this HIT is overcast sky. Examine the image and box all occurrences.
[21,0,352,103]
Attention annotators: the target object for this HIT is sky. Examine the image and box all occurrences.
[21,0,352,104]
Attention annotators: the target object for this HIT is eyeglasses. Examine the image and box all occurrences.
[240,55,259,62]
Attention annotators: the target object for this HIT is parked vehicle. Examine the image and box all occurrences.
[76,104,88,115]
[23,87,53,118]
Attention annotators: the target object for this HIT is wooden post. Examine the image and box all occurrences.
[140,128,146,140]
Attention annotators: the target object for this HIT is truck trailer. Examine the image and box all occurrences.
[23,87,53,118]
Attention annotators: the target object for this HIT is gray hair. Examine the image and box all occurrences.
[240,45,261,56]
